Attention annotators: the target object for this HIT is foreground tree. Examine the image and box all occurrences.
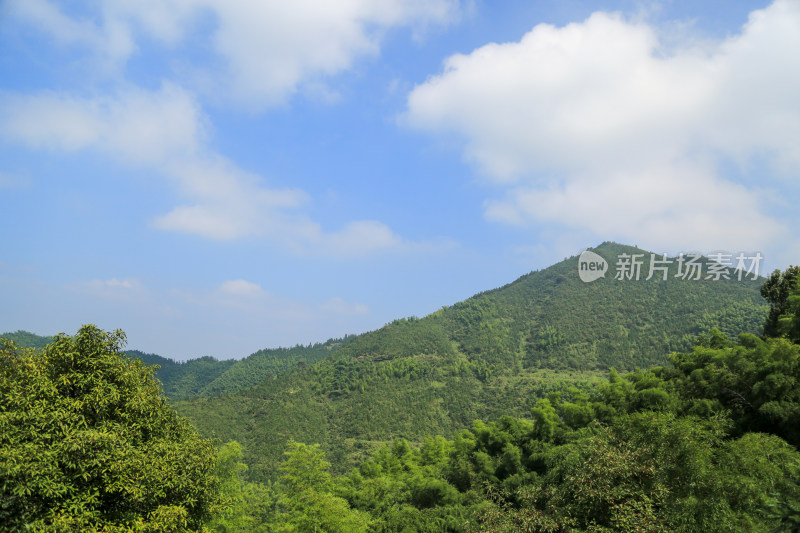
[0,325,221,532]
[208,441,273,532]
[761,265,800,342]
[275,441,370,532]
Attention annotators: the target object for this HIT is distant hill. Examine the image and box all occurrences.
[321,242,766,372]
[1,330,349,401]
[0,330,55,349]
[125,351,237,400]
[197,337,354,397]
[0,330,236,399]
[174,242,770,480]
[430,241,766,370]
[126,337,352,401]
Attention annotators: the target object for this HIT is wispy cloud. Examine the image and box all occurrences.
[0,0,465,254]
[0,171,30,189]
[4,0,463,108]
[69,277,148,302]
[0,84,203,159]
[217,279,265,298]
[178,279,371,322]
[320,297,370,316]
[197,0,463,108]
[2,0,136,69]
[0,84,430,255]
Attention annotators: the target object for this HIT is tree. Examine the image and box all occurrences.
[208,441,273,532]
[275,441,370,532]
[761,266,800,340]
[0,325,221,532]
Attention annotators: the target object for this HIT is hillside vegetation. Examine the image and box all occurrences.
[0,330,55,349]
[193,262,800,531]
[3,247,798,531]
[2,332,350,402]
[7,243,766,479]
[173,243,769,479]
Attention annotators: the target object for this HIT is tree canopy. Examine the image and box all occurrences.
[3,262,799,532]
[0,325,222,532]
[762,265,800,343]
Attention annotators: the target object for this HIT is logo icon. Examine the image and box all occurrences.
[578,250,608,283]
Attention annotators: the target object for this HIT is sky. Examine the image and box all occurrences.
[1,0,798,360]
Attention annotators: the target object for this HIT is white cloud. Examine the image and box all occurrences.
[286,219,457,258]
[104,0,199,46]
[485,163,786,252]
[181,279,311,321]
[4,0,102,48]
[405,0,800,252]
[218,279,264,297]
[199,0,462,107]
[70,277,148,302]
[3,0,135,65]
[318,220,403,257]
[153,156,311,240]
[5,0,462,108]
[0,91,105,152]
[0,83,203,161]
[153,158,411,252]
[214,282,371,322]
[0,1,463,253]
[320,297,370,316]
[0,84,421,254]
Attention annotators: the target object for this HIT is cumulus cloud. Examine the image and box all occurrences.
[199,0,461,107]
[0,0,461,254]
[485,163,786,252]
[4,0,462,107]
[405,0,800,252]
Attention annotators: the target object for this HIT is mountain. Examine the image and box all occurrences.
[196,337,354,397]
[1,332,349,402]
[127,337,352,401]
[0,331,237,400]
[0,330,55,349]
[125,351,237,400]
[430,241,766,370]
[172,242,769,480]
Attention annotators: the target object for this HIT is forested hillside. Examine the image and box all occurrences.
[189,264,800,531]
[424,241,766,371]
[0,330,54,349]
[1,332,349,402]
[173,243,770,480]
[3,251,798,531]
[197,337,355,398]
[126,351,237,401]
[4,243,764,403]
[127,338,352,401]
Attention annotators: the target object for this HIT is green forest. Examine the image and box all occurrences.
[2,244,799,532]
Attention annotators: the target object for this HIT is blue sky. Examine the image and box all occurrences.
[1,0,798,360]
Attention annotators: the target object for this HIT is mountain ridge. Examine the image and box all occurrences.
[170,242,770,479]
[3,242,768,404]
